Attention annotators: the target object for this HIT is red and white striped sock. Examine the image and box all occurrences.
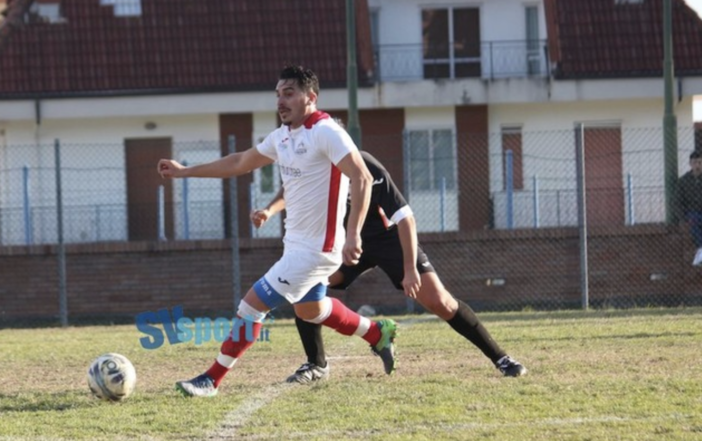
[206,317,262,387]
[318,297,381,346]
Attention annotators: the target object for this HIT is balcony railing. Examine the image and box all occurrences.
[373,40,549,82]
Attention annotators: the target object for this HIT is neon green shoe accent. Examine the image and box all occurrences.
[371,319,398,375]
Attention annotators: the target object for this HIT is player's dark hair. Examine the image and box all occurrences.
[279,64,319,95]
[691,150,702,160]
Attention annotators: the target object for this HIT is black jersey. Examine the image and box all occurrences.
[334,151,435,291]
[345,151,409,240]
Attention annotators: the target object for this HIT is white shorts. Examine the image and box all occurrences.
[260,248,341,304]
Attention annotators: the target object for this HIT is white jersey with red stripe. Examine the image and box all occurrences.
[256,111,356,254]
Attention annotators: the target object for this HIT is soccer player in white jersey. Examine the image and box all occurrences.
[157,65,398,397]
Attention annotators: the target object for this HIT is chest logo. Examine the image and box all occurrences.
[294,142,307,155]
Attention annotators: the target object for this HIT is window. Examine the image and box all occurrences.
[525,6,540,75]
[408,129,456,191]
[502,126,524,190]
[27,2,66,24]
[100,0,142,17]
[422,7,481,79]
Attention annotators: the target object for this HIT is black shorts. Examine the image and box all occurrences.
[330,233,435,290]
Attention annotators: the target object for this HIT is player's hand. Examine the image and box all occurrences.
[157,159,186,178]
[250,209,270,228]
[343,234,363,266]
[402,268,421,299]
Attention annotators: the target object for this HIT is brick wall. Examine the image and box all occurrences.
[2,225,701,324]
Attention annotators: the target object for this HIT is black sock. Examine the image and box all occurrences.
[446,300,506,364]
[295,316,327,368]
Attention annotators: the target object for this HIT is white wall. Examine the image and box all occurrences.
[489,98,696,228]
[0,114,220,244]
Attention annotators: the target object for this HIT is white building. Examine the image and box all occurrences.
[1,0,701,245]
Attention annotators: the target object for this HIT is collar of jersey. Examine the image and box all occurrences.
[302,111,331,129]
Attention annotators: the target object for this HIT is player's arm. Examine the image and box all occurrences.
[251,187,286,228]
[158,148,273,179]
[395,211,421,298]
[336,150,373,266]
[366,152,422,297]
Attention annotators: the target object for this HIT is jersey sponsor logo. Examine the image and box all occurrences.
[278,277,291,285]
[279,165,302,178]
[372,178,385,186]
[278,138,289,150]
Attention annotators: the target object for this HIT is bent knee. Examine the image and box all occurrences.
[418,291,457,319]
[294,298,331,323]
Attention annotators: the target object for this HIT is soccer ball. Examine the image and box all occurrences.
[87,353,137,401]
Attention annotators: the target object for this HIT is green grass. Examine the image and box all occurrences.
[1,308,702,440]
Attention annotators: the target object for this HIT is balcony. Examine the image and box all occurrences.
[373,40,549,83]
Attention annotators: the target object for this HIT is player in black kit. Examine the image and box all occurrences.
[251,151,527,382]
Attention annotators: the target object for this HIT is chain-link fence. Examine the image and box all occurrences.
[1,126,700,326]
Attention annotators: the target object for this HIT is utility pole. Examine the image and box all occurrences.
[663,0,678,224]
[346,0,362,148]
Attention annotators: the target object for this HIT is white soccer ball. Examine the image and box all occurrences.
[87,353,137,401]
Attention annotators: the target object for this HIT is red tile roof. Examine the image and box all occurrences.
[0,0,373,97]
[545,0,702,79]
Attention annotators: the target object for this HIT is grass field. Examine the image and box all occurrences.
[1,308,701,440]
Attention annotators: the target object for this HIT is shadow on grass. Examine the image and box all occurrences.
[501,330,700,344]
[469,306,702,323]
[0,391,95,413]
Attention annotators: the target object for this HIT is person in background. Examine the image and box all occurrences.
[675,150,702,266]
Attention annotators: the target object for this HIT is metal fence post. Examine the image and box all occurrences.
[182,160,190,240]
[157,185,166,241]
[440,177,446,232]
[575,124,589,310]
[95,205,102,241]
[22,165,32,245]
[249,182,255,238]
[627,173,635,226]
[402,129,411,203]
[55,139,68,327]
[228,135,242,310]
[505,149,514,229]
[532,175,540,228]
[401,128,414,313]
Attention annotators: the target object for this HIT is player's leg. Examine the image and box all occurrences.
[415,272,527,377]
[294,289,398,375]
[176,249,326,396]
[288,260,375,382]
[175,287,272,397]
[375,243,527,377]
[288,270,343,383]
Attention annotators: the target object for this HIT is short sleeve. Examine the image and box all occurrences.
[363,152,411,224]
[256,131,278,161]
[315,122,357,165]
